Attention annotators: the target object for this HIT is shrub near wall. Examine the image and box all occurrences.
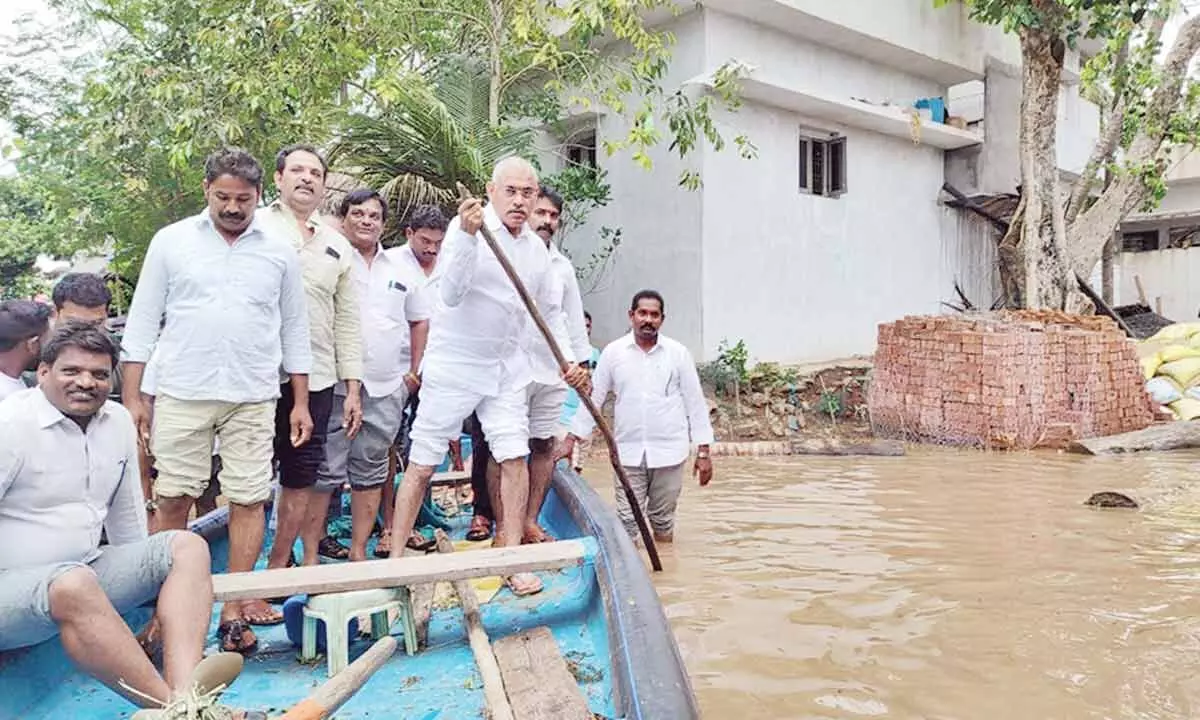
[868,311,1154,449]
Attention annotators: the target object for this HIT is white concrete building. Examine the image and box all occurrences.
[541,0,1099,363]
[1115,149,1200,321]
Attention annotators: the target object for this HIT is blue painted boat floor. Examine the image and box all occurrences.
[3,494,617,720]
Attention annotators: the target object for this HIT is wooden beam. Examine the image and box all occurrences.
[1074,271,1136,338]
[435,532,515,720]
[212,539,590,601]
[941,182,1010,233]
[278,636,397,719]
[1068,421,1200,455]
[493,628,593,720]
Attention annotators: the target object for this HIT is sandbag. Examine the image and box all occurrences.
[1157,357,1200,389]
[1169,397,1200,421]
[1150,322,1200,343]
[1159,345,1200,363]
[1146,376,1184,405]
[1142,354,1164,380]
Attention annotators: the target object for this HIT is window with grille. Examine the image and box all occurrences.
[799,132,846,198]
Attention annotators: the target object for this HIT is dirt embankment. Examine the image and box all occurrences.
[701,360,874,443]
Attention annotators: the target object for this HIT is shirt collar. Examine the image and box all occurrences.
[196,210,265,241]
[32,387,109,429]
[621,331,662,354]
[483,203,531,241]
[269,199,323,232]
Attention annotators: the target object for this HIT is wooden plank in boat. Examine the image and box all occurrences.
[430,470,470,486]
[405,546,437,649]
[493,627,593,720]
[213,540,589,601]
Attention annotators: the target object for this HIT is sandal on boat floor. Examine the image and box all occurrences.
[241,600,284,627]
[373,528,393,559]
[318,535,349,561]
[216,619,258,655]
[465,515,493,542]
[406,530,436,552]
[504,573,544,597]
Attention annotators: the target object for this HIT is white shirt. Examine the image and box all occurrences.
[0,388,146,570]
[573,332,715,468]
[528,243,592,386]
[121,212,313,404]
[0,372,25,403]
[348,244,433,398]
[423,204,573,396]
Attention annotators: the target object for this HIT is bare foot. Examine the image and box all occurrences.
[504,572,543,597]
[520,525,555,544]
[241,599,283,626]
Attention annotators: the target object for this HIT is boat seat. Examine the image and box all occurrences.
[300,586,416,676]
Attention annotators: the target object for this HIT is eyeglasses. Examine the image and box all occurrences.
[503,186,537,200]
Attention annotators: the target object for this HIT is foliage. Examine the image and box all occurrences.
[935,0,1200,309]
[539,162,622,294]
[2,0,753,284]
[746,361,798,393]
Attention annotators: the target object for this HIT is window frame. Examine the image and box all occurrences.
[798,130,847,198]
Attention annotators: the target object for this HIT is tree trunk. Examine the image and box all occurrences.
[1016,27,1070,310]
[487,0,504,127]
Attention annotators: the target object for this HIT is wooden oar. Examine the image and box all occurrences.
[277,635,398,719]
[454,183,663,571]
[435,531,516,720]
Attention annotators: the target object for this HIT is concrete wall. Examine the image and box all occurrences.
[695,11,999,364]
[1114,249,1200,320]
[546,10,709,351]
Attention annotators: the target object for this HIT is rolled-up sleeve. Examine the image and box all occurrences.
[561,264,591,363]
[279,248,313,375]
[120,231,170,363]
[332,252,363,382]
[438,220,480,308]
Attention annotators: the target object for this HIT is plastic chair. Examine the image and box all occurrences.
[299,587,416,676]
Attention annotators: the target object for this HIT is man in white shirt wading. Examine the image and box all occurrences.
[120,147,314,655]
[389,157,584,597]
[562,290,715,542]
[0,300,51,403]
[258,145,364,586]
[0,323,255,719]
[312,190,431,562]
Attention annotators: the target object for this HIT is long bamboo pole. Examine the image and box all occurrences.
[455,184,663,571]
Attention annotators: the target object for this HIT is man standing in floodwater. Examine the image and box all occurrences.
[561,290,714,541]
[120,147,313,654]
[388,156,585,597]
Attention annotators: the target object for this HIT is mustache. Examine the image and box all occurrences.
[536,224,554,235]
[219,211,246,222]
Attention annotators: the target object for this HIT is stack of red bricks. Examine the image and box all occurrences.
[867,310,1154,449]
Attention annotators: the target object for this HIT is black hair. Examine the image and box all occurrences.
[630,289,665,314]
[0,300,52,352]
[52,273,112,311]
[338,189,388,223]
[275,143,328,177]
[39,320,118,369]
[204,147,264,187]
[407,204,449,232]
[538,184,564,212]
[584,310,592,322]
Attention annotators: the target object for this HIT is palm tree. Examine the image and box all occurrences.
[328,60,532,245]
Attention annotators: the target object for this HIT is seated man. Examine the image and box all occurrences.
[0,322,250,718]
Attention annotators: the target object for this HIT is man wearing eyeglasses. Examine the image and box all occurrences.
[387,156,585,598]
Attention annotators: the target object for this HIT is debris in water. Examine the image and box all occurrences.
[1084,491,1139,509]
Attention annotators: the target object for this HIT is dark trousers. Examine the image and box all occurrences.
[465,412,493,522]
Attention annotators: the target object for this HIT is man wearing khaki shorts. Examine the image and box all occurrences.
[120,148,314,655]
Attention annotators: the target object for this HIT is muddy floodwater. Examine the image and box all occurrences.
[587,447,1200,719]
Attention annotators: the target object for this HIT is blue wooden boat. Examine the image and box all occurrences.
[0,465,698,719]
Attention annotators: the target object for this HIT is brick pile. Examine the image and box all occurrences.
[867,310,1154,449]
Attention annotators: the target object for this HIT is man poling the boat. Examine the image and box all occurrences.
[308,190,432,563]
[560,290,715,543]
[259,144,364,590]
[388,156,587,598]
[462,183,591,545]
[0,322,261,719]
[120,147,314,655]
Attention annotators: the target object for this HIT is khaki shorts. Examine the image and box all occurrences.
[151,394,275,506]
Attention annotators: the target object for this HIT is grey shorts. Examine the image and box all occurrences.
[316,385,409,493]
[0,531,179,651]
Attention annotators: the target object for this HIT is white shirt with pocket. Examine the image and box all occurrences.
[350,244,433,398]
